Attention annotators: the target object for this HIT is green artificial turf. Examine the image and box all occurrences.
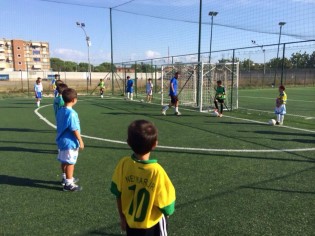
[0,87,314,235]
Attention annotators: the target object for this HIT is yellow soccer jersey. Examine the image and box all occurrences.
[278,91,287,104]
[110,155,176,229]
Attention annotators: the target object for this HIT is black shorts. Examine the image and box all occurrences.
[170,95,178,104]
[215,98,225,103]
[126,215,168,236]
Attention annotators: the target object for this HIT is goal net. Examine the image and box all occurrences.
[161,62,239,111]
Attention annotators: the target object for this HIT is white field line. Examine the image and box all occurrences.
[35,104,315,153]
[238,107,315,119]
[239,95,315,103]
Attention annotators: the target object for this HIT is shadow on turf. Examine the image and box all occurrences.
[0,127,54,133]
[176,166,315,210]
[0,175,61,191]
[0,146,57,154]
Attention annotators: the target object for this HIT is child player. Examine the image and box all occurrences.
[146,78,153,103]
[34,77,43,108]
[110,120,176,236]
[161,71,181,116]
[98,79,105,98]
[214,80,226,117]
[274,85,287,125]
[56,88,84,191]
[126,76,134,100]
[53,83,68,119]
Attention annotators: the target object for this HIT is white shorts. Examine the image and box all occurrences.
[275,104,286,115]
[57,149,79,165]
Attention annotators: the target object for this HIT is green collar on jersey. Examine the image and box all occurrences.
[131,154,157,164]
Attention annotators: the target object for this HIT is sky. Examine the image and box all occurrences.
[1,0,314,65]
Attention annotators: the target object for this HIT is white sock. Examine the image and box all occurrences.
[276,114,281,122]
[37,101,40,107]
[127,92,130,99]
[175,107,179,112]
[163,105,169,111]
[280,115,284,124]
[130,93,133,100]
[62,173,66,180]
[65,178,74,186]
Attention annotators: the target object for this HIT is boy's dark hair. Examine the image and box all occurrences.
[55,79,64,86]
[127,120,158,155]
[217,80,222,84]
[62,88,77,103]
[279,85,285,90]
[57,83,68,94]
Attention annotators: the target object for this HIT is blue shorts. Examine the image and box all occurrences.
[126,88,133,93]
[35,92,42,99]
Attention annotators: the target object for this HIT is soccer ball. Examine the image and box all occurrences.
[210,111,219,117]
[268,119,276,125]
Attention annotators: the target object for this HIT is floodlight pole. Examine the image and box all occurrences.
[76,21,92,86]
[274,22,286,87]
[208,11,218,64]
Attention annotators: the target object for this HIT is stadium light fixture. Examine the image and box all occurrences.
[208,11,218,64]
[274,21,286,86]
[76,21,92,86]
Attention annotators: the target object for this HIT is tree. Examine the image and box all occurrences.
[50,58,65,72]
[290,51,309,69]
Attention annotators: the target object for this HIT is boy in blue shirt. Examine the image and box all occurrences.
[56,88,84,191]
[161,72,181,116]
[126,76,134,100]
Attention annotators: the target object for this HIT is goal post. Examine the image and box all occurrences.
[161,62,239,111]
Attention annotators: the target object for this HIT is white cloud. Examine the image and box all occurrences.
[145,50,161,59]
[52,48,85,62]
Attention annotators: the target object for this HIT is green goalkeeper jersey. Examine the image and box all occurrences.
[215,86,226,99]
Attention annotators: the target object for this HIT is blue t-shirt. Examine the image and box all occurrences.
[169,77,178,96]
[126,79,133,93]
[56,107,81,150]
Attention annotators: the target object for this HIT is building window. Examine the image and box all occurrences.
[34,58,41,62]
[17,46,21,50]
[18,54,21,58]
[18,62,22,65]
[33,50,40,55]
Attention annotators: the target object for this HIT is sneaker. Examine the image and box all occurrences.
[61,177,79,186]
[219,113,223,117]
[63,183,82,192]
[175,112,181,116]
[275,121,280,125]
[161,110,166,115]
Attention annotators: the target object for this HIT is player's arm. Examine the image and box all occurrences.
[171,82,175,94]
[116,197,126,231]
[73,130,84,150]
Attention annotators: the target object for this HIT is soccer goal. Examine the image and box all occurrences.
[161,62,239,111]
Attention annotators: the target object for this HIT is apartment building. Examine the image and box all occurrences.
[0,39,50,72]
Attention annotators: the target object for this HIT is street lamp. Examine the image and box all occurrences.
[274,21,286,86]
[76,21,92,86]
[251,40,266,75]
[208,11,218,64]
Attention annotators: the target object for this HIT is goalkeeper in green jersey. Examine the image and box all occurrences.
[98,79,105,98]
[214,80,226,117]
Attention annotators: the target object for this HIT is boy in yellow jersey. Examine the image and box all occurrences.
[110,120,176,236]
[274,85,287,125]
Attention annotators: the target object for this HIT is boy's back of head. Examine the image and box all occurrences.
[57,83,68,95]
[127,120,157,155]
[62,88,77,103]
